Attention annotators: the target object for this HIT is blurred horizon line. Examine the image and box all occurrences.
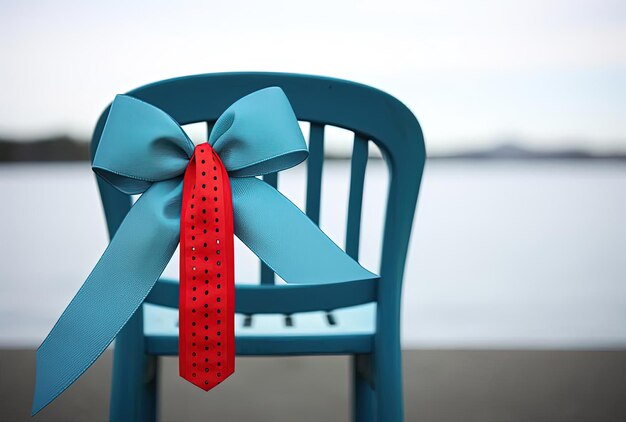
[1,135,626,162]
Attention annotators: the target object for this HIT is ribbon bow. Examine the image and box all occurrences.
[32,87,377,414]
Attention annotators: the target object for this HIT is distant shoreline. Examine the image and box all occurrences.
[1,137,625,162]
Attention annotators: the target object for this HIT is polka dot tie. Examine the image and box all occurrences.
[179,143,235,390]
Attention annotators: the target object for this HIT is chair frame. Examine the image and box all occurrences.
[91,72,426,421]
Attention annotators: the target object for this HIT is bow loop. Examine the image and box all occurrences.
[93,95,195,195]
[210,87,308,177]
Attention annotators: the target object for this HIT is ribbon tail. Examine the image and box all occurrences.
[230,177,378,284]
[32,178,182,415]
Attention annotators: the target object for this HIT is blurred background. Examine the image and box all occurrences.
[1,0,625,421]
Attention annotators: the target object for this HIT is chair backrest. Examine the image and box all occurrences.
[91,72,426,308]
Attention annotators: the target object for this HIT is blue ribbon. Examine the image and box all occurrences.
[32,87,377,414]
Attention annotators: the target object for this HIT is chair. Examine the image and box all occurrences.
[91,72,426,421]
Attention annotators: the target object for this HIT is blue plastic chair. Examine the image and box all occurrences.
[91,72,426,421]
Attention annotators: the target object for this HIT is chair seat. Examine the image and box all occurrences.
[146,277,379,314]
[143,303,376,356]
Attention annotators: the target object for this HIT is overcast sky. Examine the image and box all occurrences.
[1,0,624,153]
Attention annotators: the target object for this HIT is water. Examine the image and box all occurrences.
[1,160,625,348]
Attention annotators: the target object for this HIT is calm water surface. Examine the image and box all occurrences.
[1,160,625,348]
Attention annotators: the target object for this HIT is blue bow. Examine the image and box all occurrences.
[32,87,377,414]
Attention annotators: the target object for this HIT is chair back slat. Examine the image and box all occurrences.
[206,120,215,138]
[345,133,369,260]
[305,123,325,225]
[260,172,278,284]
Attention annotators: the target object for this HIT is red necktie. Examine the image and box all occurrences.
[179,143,235,390]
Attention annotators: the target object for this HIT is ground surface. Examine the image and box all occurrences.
[2,349,625,421]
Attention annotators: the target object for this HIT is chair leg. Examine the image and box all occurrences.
[373,336,403,421]
[352,354,376,422]
[110,307,158,422]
